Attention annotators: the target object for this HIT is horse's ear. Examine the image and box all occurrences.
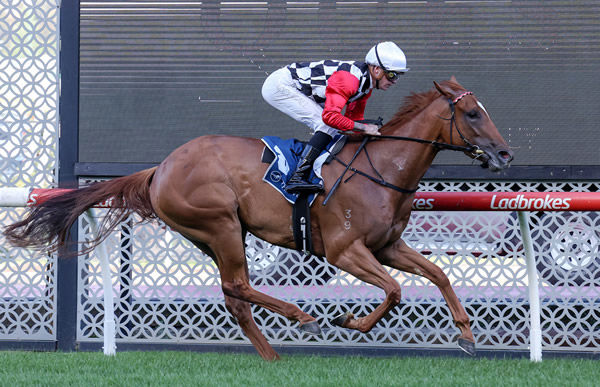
[449,75,458,83]
[434,81,452,98]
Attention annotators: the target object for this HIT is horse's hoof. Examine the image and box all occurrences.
[458,338,476,356]
[299,321,322,336]
[331,312,353,328]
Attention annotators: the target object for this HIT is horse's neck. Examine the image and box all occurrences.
[374,100,446,188]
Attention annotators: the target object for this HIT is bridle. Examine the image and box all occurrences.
[322,92,484,205]
[376,91,483,155]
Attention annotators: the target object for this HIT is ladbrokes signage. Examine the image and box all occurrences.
[412,192,598,212]
[489,194,571,211]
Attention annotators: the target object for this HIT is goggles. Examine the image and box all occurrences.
[383,70,403,81]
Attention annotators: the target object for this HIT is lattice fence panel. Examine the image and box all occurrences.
[0,0,59,341]
[77,181,600,353]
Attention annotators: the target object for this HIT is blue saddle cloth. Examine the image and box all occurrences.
[261,134,345,205]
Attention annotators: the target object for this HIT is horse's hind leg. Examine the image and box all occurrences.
[183,217,321,334]
[188,239,280,360]
[377,239,476,356]
[210,229,321,334]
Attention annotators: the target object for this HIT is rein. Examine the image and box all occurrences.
[322,92,483,205]
[375,91,481,154]
[374,134,474,153]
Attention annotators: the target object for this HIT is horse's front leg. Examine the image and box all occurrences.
[327,239,402,333]
[377,239,476,356]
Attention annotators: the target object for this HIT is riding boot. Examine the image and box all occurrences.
[286,145,324,194]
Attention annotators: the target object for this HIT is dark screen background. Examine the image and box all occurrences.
[79,1,600,166]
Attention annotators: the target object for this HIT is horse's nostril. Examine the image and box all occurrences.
[498,150,513,162]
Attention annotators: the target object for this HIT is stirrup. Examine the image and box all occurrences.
[286,181,324,194]
[285,172,323,193]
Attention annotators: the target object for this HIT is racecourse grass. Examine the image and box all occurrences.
[0,351,597,386]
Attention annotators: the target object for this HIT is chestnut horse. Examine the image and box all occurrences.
[4,78,512,360]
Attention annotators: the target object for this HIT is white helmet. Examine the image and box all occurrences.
[365,42,409,72]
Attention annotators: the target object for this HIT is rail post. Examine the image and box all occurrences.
[85,209,117,356]
[517,211,542,362]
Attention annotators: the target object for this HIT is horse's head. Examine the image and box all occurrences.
[433,78,513,172]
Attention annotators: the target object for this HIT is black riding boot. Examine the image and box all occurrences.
[286,145,324,194]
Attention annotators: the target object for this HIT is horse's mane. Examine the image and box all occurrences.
[382,80,465,131]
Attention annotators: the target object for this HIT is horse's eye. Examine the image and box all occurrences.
[466,110,480,120]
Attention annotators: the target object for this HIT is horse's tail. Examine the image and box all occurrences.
[3,167,158,254]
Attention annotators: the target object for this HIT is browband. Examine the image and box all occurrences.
[452,91,473,104]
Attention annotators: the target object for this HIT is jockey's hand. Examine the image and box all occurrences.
[353,122,381,136]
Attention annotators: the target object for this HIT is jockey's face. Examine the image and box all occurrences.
[378,72,397,90]
[370,65,399,90]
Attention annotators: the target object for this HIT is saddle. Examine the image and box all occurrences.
[260,135,346,255]
[260,119,383,255]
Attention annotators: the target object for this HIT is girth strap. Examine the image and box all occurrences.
[292,193,313,255]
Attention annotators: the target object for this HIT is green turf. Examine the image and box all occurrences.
[0,351,597,386]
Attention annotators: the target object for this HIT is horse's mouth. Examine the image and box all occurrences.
[479,149,513,172]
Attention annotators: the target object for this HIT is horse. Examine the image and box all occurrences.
[4,78,513,360]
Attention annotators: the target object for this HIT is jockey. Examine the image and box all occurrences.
[262,41,409,194]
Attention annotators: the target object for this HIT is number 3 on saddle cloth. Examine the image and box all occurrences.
[260,134,346,255]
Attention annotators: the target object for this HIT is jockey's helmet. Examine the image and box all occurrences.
[365,42,409,73]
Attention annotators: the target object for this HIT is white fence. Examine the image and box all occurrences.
[3,185,600,361]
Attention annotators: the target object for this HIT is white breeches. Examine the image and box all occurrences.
[261,68,339,137]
